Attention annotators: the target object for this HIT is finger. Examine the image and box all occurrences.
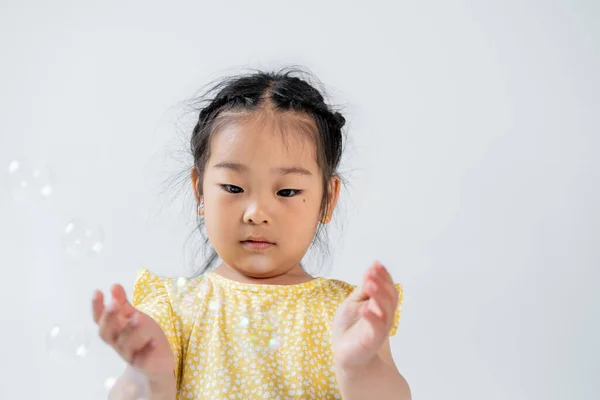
[364,276,398,322]
[92,290,105,324]
[351,260,396,303]
[359,300,388,334]
[115,313,154,364]
[98,300,128,344]
[367,271,399,308]
[111,284,137,318]
[373,261,394,285]
[366,288,385,318]
[350,263,380,302]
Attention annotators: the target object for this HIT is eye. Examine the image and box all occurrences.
[278,189,302,197]
[220,184,243,194]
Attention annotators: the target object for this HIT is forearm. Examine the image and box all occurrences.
[335,358,411,400]
[148,374,177,400]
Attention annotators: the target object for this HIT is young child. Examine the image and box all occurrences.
[92,68,411,400]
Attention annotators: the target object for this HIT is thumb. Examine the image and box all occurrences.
[110,283,136,317]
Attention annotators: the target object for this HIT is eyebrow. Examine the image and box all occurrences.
[212,162,313,177]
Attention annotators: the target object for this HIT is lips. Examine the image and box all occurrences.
[241,240,275,251]
[243,236,274,244]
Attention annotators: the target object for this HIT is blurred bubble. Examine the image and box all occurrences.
[238,309,282,353]
[106,367,149,400]
[268,336,282,350]
[46,324,90,363]
[208,299,221,312]
[189,280,211,312]
[6,160,54,202]
[62,217,105,259]
[104,376,117,391]
[198,281,210,296]
[176,277,187,288]
[239,315,250,328]
[168,275,199,299]
[167,277,209,318]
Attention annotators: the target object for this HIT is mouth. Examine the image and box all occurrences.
[241,240,275,251]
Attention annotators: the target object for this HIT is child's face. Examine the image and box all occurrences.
[196,113,339,278]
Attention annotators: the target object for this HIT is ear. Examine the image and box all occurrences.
[191,167,202,204]
[324,174,341,221]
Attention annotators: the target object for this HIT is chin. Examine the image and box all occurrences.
[225,254,282,278]
[239,263,280,278]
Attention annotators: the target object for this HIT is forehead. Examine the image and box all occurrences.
[208,112,319,172]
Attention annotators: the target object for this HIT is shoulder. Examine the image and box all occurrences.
[323,278,404,298]
[132,268,170,299]
[321,278,355,295]
[131,268,189,311]
[317,278,356,306]
[320,278,403,294]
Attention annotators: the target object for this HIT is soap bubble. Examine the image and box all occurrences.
[6,160,54,202]
[208,299,221,312]
[46,324,90,363]
[106,367,149,400]
[167,276,201,316]
[104,376,117,391]
[62,217,105,259]
[238,308,282,353]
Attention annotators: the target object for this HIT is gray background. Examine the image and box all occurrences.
[0,0,598,399]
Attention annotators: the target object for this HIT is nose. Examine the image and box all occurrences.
[243,201,271,225]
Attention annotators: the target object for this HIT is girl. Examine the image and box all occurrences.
[92,68,411,400]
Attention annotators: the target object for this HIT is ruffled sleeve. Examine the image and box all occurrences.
[131,268,182,386]
[388,283,404,337]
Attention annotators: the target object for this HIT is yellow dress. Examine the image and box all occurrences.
[132,268,403,400]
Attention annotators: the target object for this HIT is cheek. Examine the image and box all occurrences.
[285,196,321,232]
[297,193,322,218]
[203,197,234,241]
[205,205,232,232]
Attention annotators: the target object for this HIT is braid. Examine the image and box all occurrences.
[270,78,346,134]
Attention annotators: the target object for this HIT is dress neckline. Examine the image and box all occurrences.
[205,271,326,294]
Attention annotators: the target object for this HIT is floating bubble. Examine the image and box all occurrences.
[167,276,212,318]
[268,336,282,350]
[176,277,187,288]
[239,315,250,328]
[208,299,221,312]
[198,281,210,296]
[169,274,205,300]
[238,309,282,353]
[62,217,105,259]
[6,160,54,202]
[106,368,149,400]
[46,324,90,363]
[104,376,117,391]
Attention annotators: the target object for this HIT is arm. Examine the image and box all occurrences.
[335,338,411,400]
[147,373,177,400]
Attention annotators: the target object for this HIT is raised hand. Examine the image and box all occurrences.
[92,284,175,381]
[331,261,399,370]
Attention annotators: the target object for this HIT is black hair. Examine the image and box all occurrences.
[186,66,348,277]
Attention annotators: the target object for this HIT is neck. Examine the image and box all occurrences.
[213,262,314,285]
